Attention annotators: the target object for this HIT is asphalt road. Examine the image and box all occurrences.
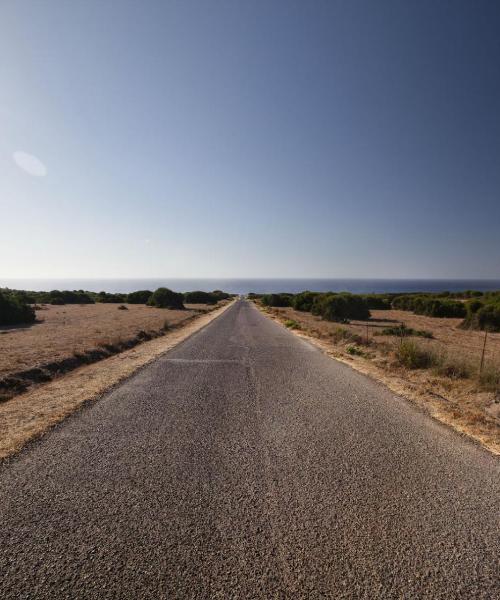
[0,299,499,599]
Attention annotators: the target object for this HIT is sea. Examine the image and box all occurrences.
[1,278,500,295]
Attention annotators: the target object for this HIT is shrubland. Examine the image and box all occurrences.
[391,295,466,318]
[0,291,36,326]
[184,290,230,305]
[147,287,185,310]
[311,293,370,322]
[126,290,153,304]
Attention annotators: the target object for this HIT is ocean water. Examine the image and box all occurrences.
[1,278,500,295]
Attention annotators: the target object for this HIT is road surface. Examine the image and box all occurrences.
[0,299,498,599]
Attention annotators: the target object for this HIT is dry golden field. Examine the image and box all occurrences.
[0,303,213,378]
[282,308,500,369]
[0,302,219,398]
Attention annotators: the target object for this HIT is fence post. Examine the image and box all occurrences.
[479,329,488,376]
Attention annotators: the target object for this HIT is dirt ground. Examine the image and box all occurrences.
[278,308,500,369]
[262,305,500,454]
[0,302,213,380]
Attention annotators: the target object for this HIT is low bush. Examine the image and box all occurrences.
[434,357,473,380]
[261,293,293,307]
[395,339,441,369]
[291,291,318,312]
[211,290,231,301]
[184,291,219,305]
[117,305,128,310]
[479,364,500,392]
[461,300,500,332]
[284,319,300,329]
[346,345,364,356]
[361,294,392,310]
[127,290,153,304]
[392,295,466,318]
[0,291,36,326]
[312,293,370,322]
[330,327,362,344]
[148,287,185,309]
[42,290,95,305]
[95,291,128,303]
[379,324,433,339]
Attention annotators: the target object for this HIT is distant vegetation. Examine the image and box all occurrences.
[311,293,370,322]
[291,291,319,312]
[0,286,234,326]
[261,293,293,308]
[391,295,466,318]
[252,289,500,331]
[147,288,184,310]
[127,290,153,304]
[184,290,230,304]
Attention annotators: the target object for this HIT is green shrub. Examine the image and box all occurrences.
[392,295,465,318]
[379,324,433,338]
[184,290,218,304]
[395,339,441,369]
[327,327,362,345]
[211,290,230,301]
[312,293,370,322]
[346,345,364,356]
[461,300,500,332]
[95,291,128,303]
[127,290,153,304]
[284,319,300,329]
[391,295,417,311]
[0,291,36,325]
[291,291,318,312]
[148,287,185,309]
[261,293,293,307]
[41,290,94,305]
[361,294,391,310]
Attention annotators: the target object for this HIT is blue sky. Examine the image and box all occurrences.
[1,0,499,278]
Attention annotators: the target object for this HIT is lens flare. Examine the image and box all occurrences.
[13,151,47,177]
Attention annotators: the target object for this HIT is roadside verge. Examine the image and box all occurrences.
[256,303,500,455]
[0,300,234,460]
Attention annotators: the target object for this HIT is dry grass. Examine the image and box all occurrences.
[0,301,233,460]
[259,304,500,454]
[0,303,214,380]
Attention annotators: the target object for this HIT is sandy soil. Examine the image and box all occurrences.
[355,309,499,367]
[277,308,500,368]
[260,305,500,454]
[0,303,212,379]
[0,301,233,460]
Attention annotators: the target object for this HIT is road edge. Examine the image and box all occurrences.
[0,300,235,461]
[254,302,500,456]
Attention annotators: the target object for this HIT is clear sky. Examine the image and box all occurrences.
[1,0,499,279]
